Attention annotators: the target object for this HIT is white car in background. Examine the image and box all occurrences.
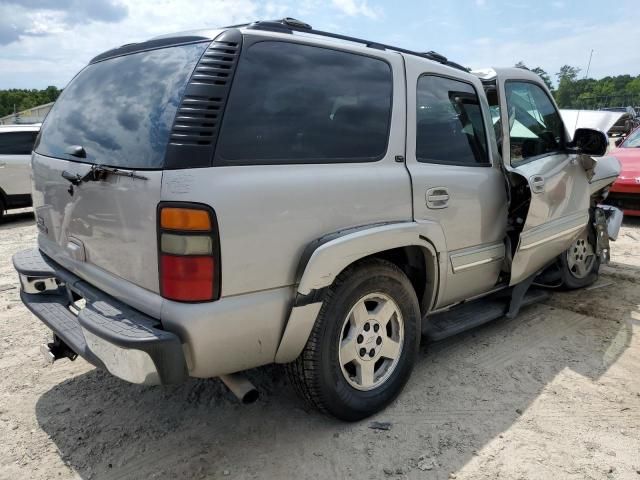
[0,124,40,220]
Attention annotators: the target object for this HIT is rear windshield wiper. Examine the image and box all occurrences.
[61,165,148,186]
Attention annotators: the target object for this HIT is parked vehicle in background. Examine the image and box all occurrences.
[560,109,628,139]
[606,126,640,216]
[12,18,622,421]
[600,106,639,136]
[0,124,39,220]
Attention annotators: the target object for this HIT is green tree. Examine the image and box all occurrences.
[554,65,582,108]
[0,87,61,118]
[531,67,553,91]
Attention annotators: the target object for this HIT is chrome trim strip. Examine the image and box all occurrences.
[518,211,589,252]
[519,223,585,251]
[453,255,503,272]
[450,243,505,274]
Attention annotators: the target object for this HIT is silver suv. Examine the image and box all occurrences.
[13,19,622,420]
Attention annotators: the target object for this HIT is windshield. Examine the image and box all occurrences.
[35,42,208,169]
[622,128,640,147]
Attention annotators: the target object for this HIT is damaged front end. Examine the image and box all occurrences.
[593,205,624,264]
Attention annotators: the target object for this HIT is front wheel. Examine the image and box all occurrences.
[287,259,420,421]
[558,227,600,289]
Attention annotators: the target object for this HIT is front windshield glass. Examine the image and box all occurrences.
[622,128,640,147]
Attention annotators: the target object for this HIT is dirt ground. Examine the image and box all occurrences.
[0,209,639,480]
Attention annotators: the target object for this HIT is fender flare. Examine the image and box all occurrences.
[274,221,446,363]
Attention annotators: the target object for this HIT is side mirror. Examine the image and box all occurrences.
[570,128,608,157]
[615,137,624,147]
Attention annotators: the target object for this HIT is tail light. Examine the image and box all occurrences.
[158,203,220,302]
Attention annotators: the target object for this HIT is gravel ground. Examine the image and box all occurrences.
[0,209,639,480]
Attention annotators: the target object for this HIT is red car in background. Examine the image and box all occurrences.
[606,127,640,216]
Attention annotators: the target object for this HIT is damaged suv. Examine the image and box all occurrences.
[14,19,622,421]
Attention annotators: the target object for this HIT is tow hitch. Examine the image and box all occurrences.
[40,335,78,364]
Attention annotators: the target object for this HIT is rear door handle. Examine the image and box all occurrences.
[530,175,545,194]
[426,187,449,209]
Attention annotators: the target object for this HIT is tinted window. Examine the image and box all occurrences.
[416,76,489,166]
[35,42,208,169]
[216,41,392,164]
[0,131,38,155]
[505,81,565,164]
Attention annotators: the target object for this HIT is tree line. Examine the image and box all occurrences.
[0,86,61,119]
[515,61,640,110]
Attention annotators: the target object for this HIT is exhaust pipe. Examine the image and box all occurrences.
[220,373,259,404]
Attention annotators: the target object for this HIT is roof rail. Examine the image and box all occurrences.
[241,18,468,72]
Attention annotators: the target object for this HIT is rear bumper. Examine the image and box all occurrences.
[13,248,188,385]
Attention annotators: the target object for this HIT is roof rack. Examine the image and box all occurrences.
[239,18,468,72]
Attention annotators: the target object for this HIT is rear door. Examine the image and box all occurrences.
[31,41,210,295]
[496,72,591,285]
[404,57,508,307]
[0,130,36,196]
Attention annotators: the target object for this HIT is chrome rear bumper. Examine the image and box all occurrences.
[13,248,187,385]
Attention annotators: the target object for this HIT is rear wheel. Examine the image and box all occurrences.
[558,227,600,289]
[287,259,420,421]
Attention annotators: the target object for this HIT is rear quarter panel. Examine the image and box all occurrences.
[161,48,412,298]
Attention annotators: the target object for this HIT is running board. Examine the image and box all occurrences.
[422,288,549,341]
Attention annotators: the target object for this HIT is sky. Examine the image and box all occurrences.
[0,0,639,90]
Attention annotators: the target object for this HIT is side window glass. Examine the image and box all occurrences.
[0,132,37,155]
[416,75,489,166]
[216,41,393,164]
[505,82,565,164]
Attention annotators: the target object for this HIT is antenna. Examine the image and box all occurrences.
[573,49,594,135]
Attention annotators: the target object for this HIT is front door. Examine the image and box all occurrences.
[497,75,591,285]
[404,58,508,307]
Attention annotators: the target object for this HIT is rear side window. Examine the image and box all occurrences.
[216,41,392,164]
[416,75,489,166]
[35,42,209,169]
[0,131,38,155]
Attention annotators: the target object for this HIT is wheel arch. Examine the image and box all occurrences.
[274,222,444,364]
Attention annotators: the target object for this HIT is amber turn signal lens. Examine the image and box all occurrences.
[160,207,211,231]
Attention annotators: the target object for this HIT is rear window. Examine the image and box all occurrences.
[0,131,38,155]
[216,41,392,164]
[35,42,208,169]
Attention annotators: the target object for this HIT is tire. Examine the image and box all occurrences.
[287,258,420,421]
[558,226,600,289]
[0,197,5,223]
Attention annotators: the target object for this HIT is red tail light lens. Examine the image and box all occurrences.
[158,203,220,302]
[160,255,214,301]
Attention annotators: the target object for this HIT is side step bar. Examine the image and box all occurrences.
[422,287,549,341]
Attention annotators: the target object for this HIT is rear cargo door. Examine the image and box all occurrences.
[32,41,210,293]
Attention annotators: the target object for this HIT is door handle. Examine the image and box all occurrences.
[426,187,449,209]
[0,162,6,168]
[530,175,545,194]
